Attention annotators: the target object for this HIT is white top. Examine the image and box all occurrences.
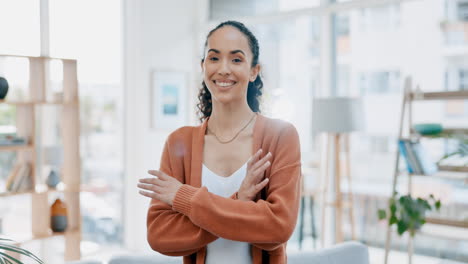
[202,161,252,264]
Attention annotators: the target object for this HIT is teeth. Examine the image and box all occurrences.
[215,81,235,87]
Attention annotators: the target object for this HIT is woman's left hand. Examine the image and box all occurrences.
[137,170,183,206]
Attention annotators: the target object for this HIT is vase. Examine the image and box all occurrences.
[0,77,8,100]
[51,198,68,232]
[46,169,60,188]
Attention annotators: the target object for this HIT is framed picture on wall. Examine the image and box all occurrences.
[151,70,188,130]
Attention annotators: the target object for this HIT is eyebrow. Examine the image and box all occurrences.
[207,49,246,56]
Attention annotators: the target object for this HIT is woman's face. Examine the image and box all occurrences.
[202,26,260,106]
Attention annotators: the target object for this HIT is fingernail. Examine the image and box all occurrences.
[268,152,272,156]
[258,149,263,153]
[266,161,271,166]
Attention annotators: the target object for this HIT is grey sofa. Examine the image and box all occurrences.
[68,241,369,264]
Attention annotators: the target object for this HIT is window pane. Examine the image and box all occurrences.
[0,0,40,56]
[334,0,468,261]
[49,0,123,256]
[209,0,320,20]
[251,16,320,155]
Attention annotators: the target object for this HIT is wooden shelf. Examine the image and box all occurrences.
[405,170,468,181]
[0,54,75,61]
[7,228,80,245]
[0,144,34,152]
[410,90,468,101]
[0,99,78,106]
[426,217,468,228]
[0,54,81,261]
[414,128,468,138]
[0,184,80,197]
[437,165,468,173]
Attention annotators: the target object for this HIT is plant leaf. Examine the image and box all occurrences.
[378,209,387,220]
[435,200,441,210]
[0,252,21,264]
[0,243,43,264]
[397,219,408,235]
[389,215,398,225]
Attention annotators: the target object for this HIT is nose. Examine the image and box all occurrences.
[217,60,231,76]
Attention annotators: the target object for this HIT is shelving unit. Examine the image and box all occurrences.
[383,77,468,264]
[0,54,81,262]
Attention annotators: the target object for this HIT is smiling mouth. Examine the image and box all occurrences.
[213,80,237,88]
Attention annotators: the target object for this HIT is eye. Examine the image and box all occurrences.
[209,57,219,61]
[233,58,242,63]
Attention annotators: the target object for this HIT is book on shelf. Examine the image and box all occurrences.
[398,139,437,175]
[6,162,32,192]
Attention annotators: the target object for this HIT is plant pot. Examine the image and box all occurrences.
[0,77,8,100]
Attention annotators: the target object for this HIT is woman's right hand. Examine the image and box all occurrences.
[237,149,272,201]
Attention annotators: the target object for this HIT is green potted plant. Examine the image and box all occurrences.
[0,238,44,263]
[378,192,441,264]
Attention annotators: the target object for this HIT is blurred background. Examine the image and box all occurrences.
[0,0,467,263]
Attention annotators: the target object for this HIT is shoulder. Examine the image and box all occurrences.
[166,124,202,144]
[261,115,298,138]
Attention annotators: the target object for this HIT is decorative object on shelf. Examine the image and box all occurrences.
[150,70,187,130]
[0,134,28,146]
[45,169,60,188]
[43,146,63,187]
[378,192,441,264]
[413,123,443,135]
[50,198,68,232]
[311,97,364,245]
[0,238,44,263]
[0,77,8,100]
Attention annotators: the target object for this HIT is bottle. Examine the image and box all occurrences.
[50,198,68,232]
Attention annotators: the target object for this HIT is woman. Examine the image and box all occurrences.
[137,20,301,264]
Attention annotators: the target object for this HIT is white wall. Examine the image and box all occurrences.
[122,0,207,252]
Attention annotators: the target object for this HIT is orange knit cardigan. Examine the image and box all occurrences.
[147,114,302,264]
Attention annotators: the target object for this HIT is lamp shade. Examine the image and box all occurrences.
[312,97,364,133]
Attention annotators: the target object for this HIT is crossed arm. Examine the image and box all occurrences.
[138,125,301,256]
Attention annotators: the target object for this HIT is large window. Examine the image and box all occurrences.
[49,0,123,254]
[251,17,320,154]
[209,0,320,20]
[334,0,468,261]
[209,0,468,262]
[0,0,40,56]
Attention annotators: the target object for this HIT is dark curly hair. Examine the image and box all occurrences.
[197,20,263,122]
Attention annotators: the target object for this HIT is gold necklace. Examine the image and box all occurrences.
[207,113,256,144]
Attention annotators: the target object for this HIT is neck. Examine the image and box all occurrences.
[208,101,255,135]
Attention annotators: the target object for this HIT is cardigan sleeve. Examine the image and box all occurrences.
[146,138,218,256]
[172,123,302,247]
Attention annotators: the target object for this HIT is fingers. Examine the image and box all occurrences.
[148,170,169,180]
[139,177,164,186]
[251,151,272,172]
[137,182,163,193]
[247,149,263,168]
[255,178,269,192]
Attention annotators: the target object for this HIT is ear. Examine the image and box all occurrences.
[250,64,260,82]
[200,59,204,71]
